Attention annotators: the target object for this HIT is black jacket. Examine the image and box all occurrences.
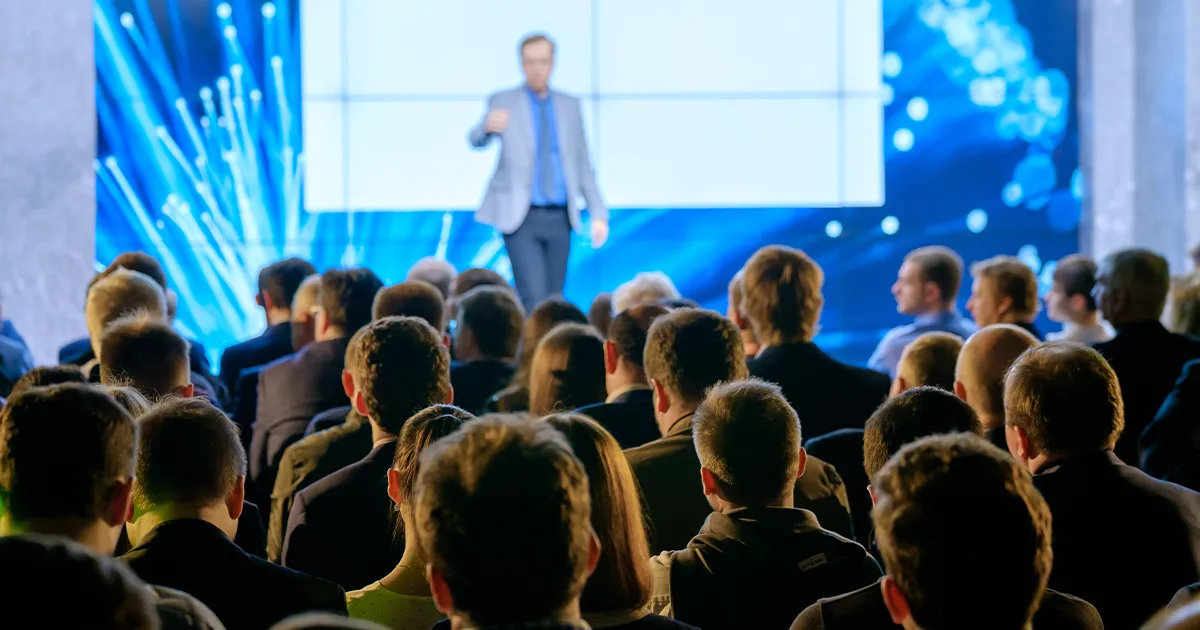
[450,359,516,416]
[1141,358,1200,490]
[219,323,293,394]
[804,429,871,545]
[667,507,880,630]
[577,388,660,449]
[748,342,890,442]
[121,519,346,630]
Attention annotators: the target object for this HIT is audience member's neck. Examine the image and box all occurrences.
[127,503,237,546]
[456,344,509,364]
[1069,310,1102,328]
[606,362,647,397]
[0,515,116,556]
[453,600,584,630]
[314,327,347,343]
[715,489,794,514]
[977,411,1005,433]
[657,403,698,436]
[1108,312,1160,329]
[381,512,431,597]
[1028,449,1097,475]
[915,302,955,318]
[369,418,399,447]
[265,307,292,327]
[740,331,761,358]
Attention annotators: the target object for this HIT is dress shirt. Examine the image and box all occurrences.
[527,86,568,207]
[1047,321,1113,345]
[867,310,976,377]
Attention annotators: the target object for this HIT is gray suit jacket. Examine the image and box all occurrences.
[469,86,607,234]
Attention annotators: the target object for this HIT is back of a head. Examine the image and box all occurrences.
[905,246,965,305]
[693,379,801,506]
[107,251,168,291]
[259,258,318,311]
[742,245,824,345]
[644,308,747,405]
[457,285,526,360]
[0,534,158,630]
[1143,599,1200,630]
[1171,275,1200,336]
[872,433,1051,630]
[320,268,384,335]
[612,272,681,313]
[1052,254,1100,310]
[897,332,964,392]
[727,269,747,319]
[104,385,153,417]
[0,384,136,522]
[512,298,588,387]
[971,256,1041,321]
[350,316,452,434]
[1102,248,1171,321]
[407,257,458,300]
[9,365,87,398]
[588,293,614,338]
[1005,341,1124,457]
[452,267,510,298]
[133,398,245,511]
[372,280,446,331]
[529,323,606,415]
[391,404,473,539]
[955,324,1040,422]
[415,415,592,625]
[863,386,982,481]
[98,314,190,401]
[291,274,324,351]
[271,613,388,630]
[608,304,671,368]
[86,269,168,351]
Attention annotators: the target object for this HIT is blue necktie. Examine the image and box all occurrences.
[537,98,554,201]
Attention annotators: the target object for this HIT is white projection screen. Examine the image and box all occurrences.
[302,0,884,212]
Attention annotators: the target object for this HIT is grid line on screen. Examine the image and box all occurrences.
[304,91,884,103]
[340,0,351,212]
[837,0,846,206]
[590,0,601,173]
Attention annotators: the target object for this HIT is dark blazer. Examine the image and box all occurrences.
[116,501,267,560]
[431,618,695,630]
[1141,359,1200,491]
[1035,450,1200,630]
[249,337,351,502]
[791,580,1103,630]
[626,414,853,555]
[306,405,352,436]
[748,342,890,442]
[804,429,871,545]
[219,323,293,394]
[1015,320,1045,341]
[121,519,346,630]
[450,359,516,416]
[282,439,402,590]
[1094,323,1200,465]
[233,364,266,444]
[577,387,661,449]
[0,334,32,398]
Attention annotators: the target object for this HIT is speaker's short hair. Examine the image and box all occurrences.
[348,317,452,434]
[98,314,190,401]
[372,280,446,332]
[519,33,556,55]
[863,386,982,482]
[644,308,746,405]
[133,398,245,511]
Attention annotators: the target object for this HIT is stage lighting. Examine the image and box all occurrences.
[881,216,900,235]
[882,51,903,78]
[1002,182,1023,207]
[907,97,928,121]
[825,220,843,238]
[893,128,914,152]
[966,209,988,233]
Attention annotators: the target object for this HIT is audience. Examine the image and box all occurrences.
[0,299,33,396]
[99,314,194,401]
[446,267,510,315]
[489,298,587,413]
[8,364,87,398]
[221,258,318,393]
[372,280,447,332]
[588,292,614,337]
[612,271,681,314]
[105,384,154,416]
[649,380,881,629]
[577,304,670,448]
[1171,274,1200,336]
[282,316,453,590]
[85,268,169,373]
[953,324,1040,450]
[345,405,470,629]
[1143,598,1200,630]
[1093,248,1200,465]
[529,322,606,416]
[966,255,1044,340]
[726,269,762,359]
[1141,358,1200,490]
[449,285,523,415]
[890,331,962,395]
[1045,254,1112,344]
[869,246,976,377]
[742,245,891,440]
[1005,342,1200,629]
[405,257,457,301]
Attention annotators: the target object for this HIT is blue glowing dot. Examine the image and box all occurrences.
[893,128,914,152]
[104,156,118,168]
[223,25,237,39]
[174,98,187,110]
[92,159,101,171]
[261,3,277,18]
[825,220,843,238]
[907,97,928,121]
[200,116,211,127]
[155,126,169,139]
[216,77,230,90]
[1018,245,1042,272]
[119,13,135,28]
[156,220,166,230]
[199,87,213,100]
[217,117,228,128]
[1071,168,1083,200]
[165,193,181,206]
[216,3,232,19]
[1002,182,1023,207]
[969,77,1007,107]
[881,83,894,106]
[230,64,244,77]
[881,216,900,235]
[249,89,263,102]
[882,52,903,78]
[270,56,283,70]
[966,208,988,233]
[194,157,206,168]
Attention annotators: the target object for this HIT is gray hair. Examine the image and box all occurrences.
[612,272,680,314]
[1101,248,1171,319]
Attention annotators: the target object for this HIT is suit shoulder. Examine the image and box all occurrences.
[251,553,345,598]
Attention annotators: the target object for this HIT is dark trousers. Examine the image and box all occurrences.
[504,205,571,312]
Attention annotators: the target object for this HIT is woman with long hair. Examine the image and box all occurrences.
[529,323,606,415]
[489,298,587,412]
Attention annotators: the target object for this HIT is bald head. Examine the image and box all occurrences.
[954,324,1040,429]
[290,275,323,351]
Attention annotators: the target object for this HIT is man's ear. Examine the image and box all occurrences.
[106,479,135,528]
[997,295,1014,319]
[585,526,601,577]
[700,467,721,497]
[442,334,451,348]
[444,385,454,405]
[387,468,402,507]
[427,564,456,615]
[651,379,671,414]
[953,380,967,402]
[255,293,266,308]
[891,376,906,397]
[881,576,913,627]
[341,369,355,399]
[796,446,808,480]
[176,383,195,399]
[226,476,246,520]
[867,485,877,505]
[352,390,369,417]
[1068,293,1087,314]
[1012,425,1035,461]
[730,308,747,330]
[603,340,619,375]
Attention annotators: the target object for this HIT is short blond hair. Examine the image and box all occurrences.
[741,246,824,344]
[897,332,964,392]
[971,256,1041,320]
[85,269,167,356]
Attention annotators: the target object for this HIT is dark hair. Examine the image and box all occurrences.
[508,298,588,393]
[519,33,556,55]
[873,434,1052,630]
[0,384,136,521]
[896,332,964,392]
[644,308,746,405]
[372,280,446,332]
[1052,255,1099,311]
[415,416,591,624]
[9,365,86,399]
[1004,342,1124,456]
[529,323,606,415]
[906,246,965,305]
[0,534,158,630]
[742,245,824,344]
[863,386,982,481]
[133,398,246,511]
[106,252,168,290]
[609,304,671,368]
[349,317,452,435]
[545,414,651,613]
[319,268,384,334]
[406,257,457,299]
[258,258,317,311]
[659,297,699,309]
[98,315,190,401]
[453,268,510,297]
[588,293,614,338]
[694,379,800,505]
[457,285,525,359]
[1100,248,1171,320]
[391,404,473,539]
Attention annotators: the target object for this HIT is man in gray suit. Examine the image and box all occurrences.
[469,33,609,312]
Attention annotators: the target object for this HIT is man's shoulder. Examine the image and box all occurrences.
[1038,587,1104,630]
[625,434,693,467]
[247,550,345,598]
[791,581,885,630]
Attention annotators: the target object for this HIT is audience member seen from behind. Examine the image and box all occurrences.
[1005,342,1200,630]
[891,332,963,396]
[406,257,457,301]
[727,269,762,359]
[414,416,599,630]
[99,314,194,402]
[953,324,1039,451]
[489,298,587,413]
[743,245,890,440]
[1093,248,1200,465]
[545,413,699,630]
[8,364,87,398]
[122,397,347,629]
[529,323,606,416]
[649,380,880,629]
[1045,254,1112,344]
[346,405,472,630]
[576,304,671,449]
[450,286,524,415]
[1170,275,1200,337]
[84,268,168,378]
[612,271,681,314]
[372,280,447,333]
[446,267,510,317]
[966,255,1044,340]
[282,317,454,590]
[869,246,976,377]
[221,258,317,393]
[589,292,614,338]
[105,385,154,417]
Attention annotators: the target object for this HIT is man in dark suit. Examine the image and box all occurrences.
[281,316,453,589]
[577,303,669,448]
[1006,342,1200,630]
[220,258,316,394]
[1093,248,1200,465]
[626,308,853,554]
[1141,359,1200,490]
[123,397,346,629]
[249,268,382,506]
[742,246,890,441]
[449,285,522,415]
